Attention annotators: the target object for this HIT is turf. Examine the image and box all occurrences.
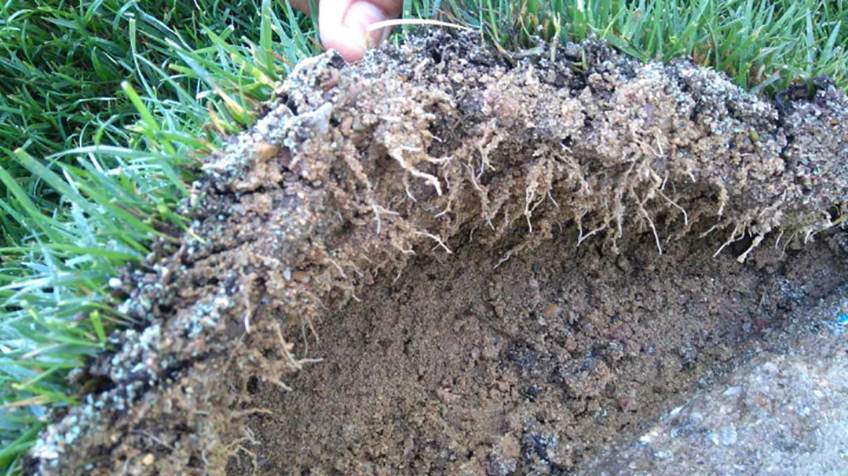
[1,0,846,472]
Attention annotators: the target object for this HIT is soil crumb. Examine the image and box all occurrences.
[28,31,848,476]
[237,228,847,474]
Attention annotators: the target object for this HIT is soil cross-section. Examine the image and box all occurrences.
[28,31,848,475]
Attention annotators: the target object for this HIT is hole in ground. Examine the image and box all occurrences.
[232,227,847,474]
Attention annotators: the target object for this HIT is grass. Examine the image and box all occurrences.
[453,0,848,93]
[0,0,846,472]
[0,1,320,471]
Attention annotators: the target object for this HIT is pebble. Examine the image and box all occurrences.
[718,425,737,446]
[542,303,561,319]
[254,141,280,161]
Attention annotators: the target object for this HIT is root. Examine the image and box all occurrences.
[272,321,322,373]
[225,427,260,473]
[713,223,745,258]
[523,154,555,234]
[389,147,443,196]
[576,220,607,247]
[243,301,253,334]
[131,431,175,451]
[736,234,764,263]
[714,182,729,217]
[774,230,785,250]
[240,275,257,334]
[657,188,689,227]
[494,249,513,269]
[414,230,453,254]
[641,209,663,255]
[371,204,400,235]
[325,257,349,280]
[232,408,273,418]
[475,119,503,178]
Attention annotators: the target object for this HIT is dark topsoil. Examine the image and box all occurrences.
[28,31,848,475]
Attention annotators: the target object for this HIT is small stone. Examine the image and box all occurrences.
[340,116,354,135]
[481,343,499,360]
[254,141,280,161]
[437,388,460,404]
[141,453,155,466]
[719,424,738,446]
[542,303,561,319]
[639,427,661,444]
[108,278,122,289]
[654,449,673,460]
[616,394,635,412]
[723,386,742,397]
[616,255,632,273]
[762,362,779,374]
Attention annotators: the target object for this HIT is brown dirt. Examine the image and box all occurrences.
[234,227,847,474]
[579,286,848,475]
[28,31,848,475]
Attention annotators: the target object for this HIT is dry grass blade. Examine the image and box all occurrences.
[366,18,474,32]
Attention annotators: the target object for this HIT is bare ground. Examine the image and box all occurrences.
[236,227,847,474]
[28,31,848,475]
[580,286,848,476]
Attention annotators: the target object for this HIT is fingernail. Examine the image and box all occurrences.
[343,2,389,50]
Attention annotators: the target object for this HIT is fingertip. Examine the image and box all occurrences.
[344,2,390,49]
[320,1,391,62]
[320,24,368,62]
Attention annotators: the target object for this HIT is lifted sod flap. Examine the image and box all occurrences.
[29,31,848,475]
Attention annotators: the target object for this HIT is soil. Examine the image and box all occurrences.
[237,228,847,475]
[581,286,848,475]
[27,31,848,475]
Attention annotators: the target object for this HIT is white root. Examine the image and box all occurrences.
[547,191,560,209]
[641,209,663,255]
[392,241,415,255]
[713,223,744,258]
[576,222,606,247]
[371,203,400,234]
[700,223,722,238]
[273,322,303,372]
[326,257,349,280]
[415,230,453,254]
[657,188,689,226]
[390,147,443,196]
[774,230,784,249]
[243,304,252,334]
[736,234,764,263]
[402,174,417,202]
[272,321,324,374]
[494,250,513,269]
[715,184,729,217]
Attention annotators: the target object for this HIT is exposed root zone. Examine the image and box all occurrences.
[29,31,848,476]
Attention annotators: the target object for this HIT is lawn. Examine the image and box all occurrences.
[1,0,846,472]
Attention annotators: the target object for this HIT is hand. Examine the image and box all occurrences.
[289,0,402,62]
